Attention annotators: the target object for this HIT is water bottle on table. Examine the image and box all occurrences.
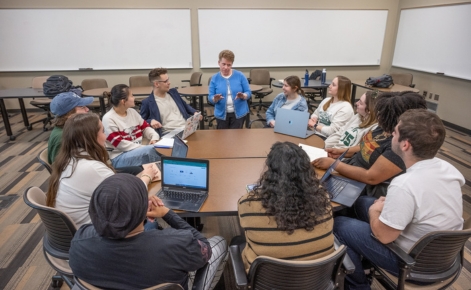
[321,68,327,84]
[304,70,309,86]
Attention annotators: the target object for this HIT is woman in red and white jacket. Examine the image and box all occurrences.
[102,84,161,168]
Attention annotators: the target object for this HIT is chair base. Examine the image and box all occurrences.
[28,113,53,131]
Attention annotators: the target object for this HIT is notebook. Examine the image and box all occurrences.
[320,149,366,207]
[163,112,201,140]
[274,109,316,139]
[156,156,209,212]
[156,135,188,171]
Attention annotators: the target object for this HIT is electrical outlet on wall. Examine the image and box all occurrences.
[434,94,439,101]
[429,93,433,99]
[423,91,428,97]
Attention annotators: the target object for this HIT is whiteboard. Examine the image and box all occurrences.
[392,4,471,80]
[0,9,193,71]
[198,9,388,68]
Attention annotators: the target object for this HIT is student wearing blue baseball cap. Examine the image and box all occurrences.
[48,92,93,163]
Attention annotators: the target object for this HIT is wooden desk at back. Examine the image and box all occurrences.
[351,81,420,106]
[149,129,336,216]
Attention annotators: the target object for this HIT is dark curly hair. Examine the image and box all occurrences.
[375,91,427,133]
[247,142,332,234]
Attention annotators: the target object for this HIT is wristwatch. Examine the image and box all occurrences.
[313,122,318,131]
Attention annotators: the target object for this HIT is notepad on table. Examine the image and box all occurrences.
[299,143,327,161]
[154,138,174,148]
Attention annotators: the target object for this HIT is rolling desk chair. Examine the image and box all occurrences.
[304,70,323,112]
[248,69,274,117]
[29,76,53,131]
[81,79,108,116]
[181,72,203,87]
[129,75,153,109]
[204,76,217,128]
[389,73,415,88]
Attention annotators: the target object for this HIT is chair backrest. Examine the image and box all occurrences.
[389,73,413,87]
[309,70,323,80]
[189,72,203,86]
[207,76,212,86]
[81,79,108,91]
[32,76,50,89]
[129,75,152,87]
[37,147,52,174]
[23,187,77,257]
[249,69,272,86]
[247,245,347,289]
[407,221,471,283]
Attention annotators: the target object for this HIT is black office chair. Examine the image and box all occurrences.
[370,217,471,290]
[23,186,77,289]
[204,76,217,128]
[29,76,53,131]
[248,69,274,117]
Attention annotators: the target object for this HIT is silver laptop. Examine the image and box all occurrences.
[274,109,316,139]
[320,149,365,207]
[165,112,201,140]
[156,156,209,212]
[156,135,188,171]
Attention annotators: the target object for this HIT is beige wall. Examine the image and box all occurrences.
[1,0,469,130]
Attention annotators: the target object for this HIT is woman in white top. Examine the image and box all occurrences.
[308,76,354,139]
[46,113,158,228]
[324,91,379,148]
[102,84,162,168]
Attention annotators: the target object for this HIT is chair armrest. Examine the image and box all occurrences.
[334,236,355,274]
[229,245,248,289]
[192,263,209,290]
[409,84,415,88]
[182,80,190,83]
[269,77,275,88]
[247,78,252,84]
[370,234,415,266]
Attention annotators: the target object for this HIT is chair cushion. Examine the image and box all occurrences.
[378,266,458,290]
[30,98,52,106]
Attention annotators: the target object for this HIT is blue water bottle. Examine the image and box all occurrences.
[304,69,309,86]
[321,68,326,84]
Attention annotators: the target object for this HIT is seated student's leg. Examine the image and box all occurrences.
[334,216,399,290]
[201,236,229,290]
[228,113,245,129]
[111,146,161,168]
[354,196,377,222]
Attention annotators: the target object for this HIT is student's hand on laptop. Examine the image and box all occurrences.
[308,118,317,128]
[235,92,247,100]
[312,157,335,170]
[150,119,162,129]
[213,94,223,102]
[269,120,275,127]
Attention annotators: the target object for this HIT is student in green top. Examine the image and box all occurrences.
[48,92,93,164]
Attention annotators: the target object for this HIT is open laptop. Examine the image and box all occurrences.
[164,112,201,140]
[156,135,188,170]
[320,149,366,207]
[156,156,209,212]
[274,109,316,139]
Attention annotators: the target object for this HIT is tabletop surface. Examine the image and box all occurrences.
[0,88,46,98]
[352,80,419,93]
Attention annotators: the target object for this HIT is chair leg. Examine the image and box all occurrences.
[51,275,63,289]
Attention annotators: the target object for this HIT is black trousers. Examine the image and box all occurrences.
[216,113,245,129]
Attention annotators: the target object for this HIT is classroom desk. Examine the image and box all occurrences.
[183,128,324,159]
[177,85,263,129]
[0,88,46,140]
[82,86,153,117]
[351,81,420,106]
[272,79,331,99]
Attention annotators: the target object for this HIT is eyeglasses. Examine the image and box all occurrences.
[155,78,170,84]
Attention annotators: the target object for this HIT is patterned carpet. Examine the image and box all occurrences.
[0,109,470,289]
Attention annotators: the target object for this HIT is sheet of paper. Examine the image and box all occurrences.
[299,143,327,161]
[154,138,174,148]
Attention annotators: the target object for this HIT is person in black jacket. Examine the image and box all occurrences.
[69,174,227,290]
[140,68,201,136]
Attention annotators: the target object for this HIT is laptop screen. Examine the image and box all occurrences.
[172,136,188,158]
[319,149,349,183]
[162,157,209,190]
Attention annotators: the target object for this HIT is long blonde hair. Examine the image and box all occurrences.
[359,91,379,128]
[323,75,352,111]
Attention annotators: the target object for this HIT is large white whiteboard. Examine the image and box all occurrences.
[392,4,471,80]
[198,9,388,68]
[0,9,193,71]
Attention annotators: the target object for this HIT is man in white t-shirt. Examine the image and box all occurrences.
[140,68,201,136]
[334,109,464,290]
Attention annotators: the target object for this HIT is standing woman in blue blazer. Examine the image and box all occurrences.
[209,50,251,129]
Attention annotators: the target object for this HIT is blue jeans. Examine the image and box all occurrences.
[111,145,161,168]
[334,196,399,290]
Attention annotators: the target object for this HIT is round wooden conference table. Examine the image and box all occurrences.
[148,129,339,217]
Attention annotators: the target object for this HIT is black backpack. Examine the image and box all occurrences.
[43,75,73,97]
[365,74,394,88]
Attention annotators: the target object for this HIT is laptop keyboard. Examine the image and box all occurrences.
[159,190,204,203]
[327,178,348,198]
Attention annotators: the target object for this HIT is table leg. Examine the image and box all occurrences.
[0,99,15,140]
[351,84,357,107]
[199,95,205,130]
[18,98,30,128]
[322,87,327,99]
[99,96,106,119]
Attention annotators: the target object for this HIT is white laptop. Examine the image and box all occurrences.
[163,112,201,140]
[274,109,316,139]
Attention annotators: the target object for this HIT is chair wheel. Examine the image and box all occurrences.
[43,127,48,132]
[51,279,63,289]
[27,125,33,131]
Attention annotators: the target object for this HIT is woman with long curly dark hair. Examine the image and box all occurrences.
[237,141,334,272]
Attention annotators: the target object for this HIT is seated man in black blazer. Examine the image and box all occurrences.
[140,67,200,136]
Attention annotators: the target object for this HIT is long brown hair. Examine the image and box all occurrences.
[359,91,380,128]
[323,75,352,111]
[46,113,114,207]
